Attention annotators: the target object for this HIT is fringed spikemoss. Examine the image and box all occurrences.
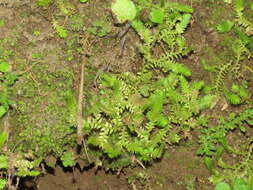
[213,37,252,105]
[84,71,214,170]
[82,1,217,170]
[235,0,253,36]
[197,108,253,185]
[211,0,253,105]
[131,1,193,73]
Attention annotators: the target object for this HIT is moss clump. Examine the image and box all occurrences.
[11,64,77,158]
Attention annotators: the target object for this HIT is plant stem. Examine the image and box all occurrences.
[77,62,84,145]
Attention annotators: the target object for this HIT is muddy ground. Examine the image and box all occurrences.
[0,0,252,190]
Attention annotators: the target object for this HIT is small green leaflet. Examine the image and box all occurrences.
[0,155,8,169]
[0,62,10,73]
[235,0,244,12]
[166,3,193,13]
[80,0,88,2]
[175,14,191,34]
[61,152,75,167]
[251,3,253,11]
[0,132,7,149]
[149,8,164,24]
[216,21,234,33]
[0,179,6,189]
[56,25,68,38]
[0,106,6,118]
[204,156,213,173]
[16,170,40,177]
[233,178,251,190]
[111,0,137,23]
[36,0,52,7]
[215,182,231,190]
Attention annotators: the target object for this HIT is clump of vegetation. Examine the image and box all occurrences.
[81,0,217,170]
[198,108,253,189]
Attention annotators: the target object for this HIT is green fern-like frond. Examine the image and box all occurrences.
[235,0,244,12]
[175,14,191,34]
[146,91,168,127]
[179,75,190,95]
[236,16,253,36]
[198,95,216,110]
[198,108,253,157]
[131,19,153,45]
[225,91,241,105]
[214,62,232,92]
[165,2,193,13]
[234,0,253,36]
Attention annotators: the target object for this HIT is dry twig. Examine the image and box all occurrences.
[77,62,84,145]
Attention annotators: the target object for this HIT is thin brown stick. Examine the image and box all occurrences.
[77,62,85,145]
